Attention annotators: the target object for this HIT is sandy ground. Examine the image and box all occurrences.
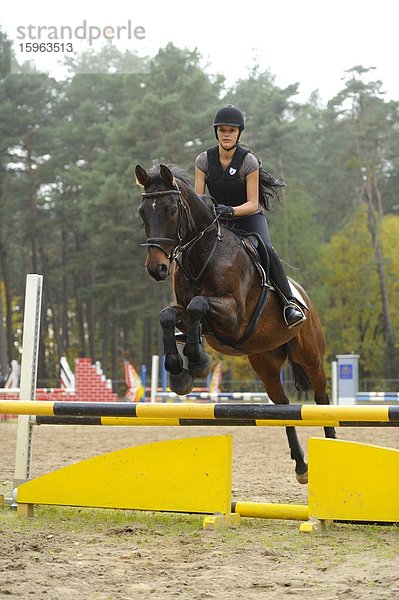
[1,420,398,599]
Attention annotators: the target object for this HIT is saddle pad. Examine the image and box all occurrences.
[288,279,309,311]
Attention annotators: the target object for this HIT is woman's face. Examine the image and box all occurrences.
[216,125,240,149]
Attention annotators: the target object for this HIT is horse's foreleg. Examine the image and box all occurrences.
[184,296,213,378]
[159,306,194,395]
[159,307,182,375]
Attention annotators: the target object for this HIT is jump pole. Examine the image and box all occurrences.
[2,400,399,423]
[232,501,309,521]
[14,274,43,488]
[29,415,399,427]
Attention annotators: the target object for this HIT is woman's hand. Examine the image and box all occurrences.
[215,204,235,218]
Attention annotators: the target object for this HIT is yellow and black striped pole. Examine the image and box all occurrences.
[1,401,399,427]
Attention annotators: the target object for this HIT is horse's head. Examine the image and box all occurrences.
[136,164,194,281]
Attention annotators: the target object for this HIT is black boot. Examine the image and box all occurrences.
[269,248,306,328]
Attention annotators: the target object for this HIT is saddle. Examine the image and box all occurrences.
[241,233,270,288]
[241,234,309,311]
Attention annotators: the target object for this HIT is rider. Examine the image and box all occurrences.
[194,104,306,329]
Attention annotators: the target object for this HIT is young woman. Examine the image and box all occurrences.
[194,104,305,328]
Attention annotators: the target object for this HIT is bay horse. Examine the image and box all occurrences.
[135,163,336,483]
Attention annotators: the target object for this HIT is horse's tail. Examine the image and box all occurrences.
[287,353,313,392]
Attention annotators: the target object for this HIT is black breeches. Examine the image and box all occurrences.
[229,212,272,250]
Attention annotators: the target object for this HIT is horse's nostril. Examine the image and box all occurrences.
[157,264,168,279]
[147,263,169,281]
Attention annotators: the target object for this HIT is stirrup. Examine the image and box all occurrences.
[283,303,306,329]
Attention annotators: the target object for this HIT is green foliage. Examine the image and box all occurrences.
[320,207,399,380]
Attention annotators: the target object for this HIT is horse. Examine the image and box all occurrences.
[135,163,336,483]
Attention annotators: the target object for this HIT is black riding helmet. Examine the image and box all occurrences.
[213,105,245,141]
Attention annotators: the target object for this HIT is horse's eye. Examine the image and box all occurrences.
[168,205,178,216]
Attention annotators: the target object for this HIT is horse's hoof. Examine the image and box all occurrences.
[165,353,183,376]
[296,469,308,485]
[189,352,213,378]
[169,369,194,396]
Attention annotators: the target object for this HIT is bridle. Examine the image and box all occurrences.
[140,187,184,260]
[140,182,222,281]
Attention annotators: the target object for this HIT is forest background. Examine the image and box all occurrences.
[0,32,398,392]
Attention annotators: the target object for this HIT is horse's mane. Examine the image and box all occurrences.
[147,163,193,189]
[147,163,215,213]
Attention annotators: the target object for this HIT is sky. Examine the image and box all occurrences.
[1,0,398,104]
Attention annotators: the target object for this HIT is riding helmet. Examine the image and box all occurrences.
[213,105,245,139]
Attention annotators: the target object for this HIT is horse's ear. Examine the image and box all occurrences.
[159,164,175,187]
[135,165,149,187]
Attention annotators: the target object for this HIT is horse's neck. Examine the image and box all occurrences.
[180,182,214,229]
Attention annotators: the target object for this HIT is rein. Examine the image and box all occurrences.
[140,183,221,281]
[177,217,221,282]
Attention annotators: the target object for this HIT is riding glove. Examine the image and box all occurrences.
[215,204,235,218]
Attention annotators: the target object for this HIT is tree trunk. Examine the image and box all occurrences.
[86,287,96,361]
[74,276,86,357]
[73,232,86,356]
[363,179,397,378]
[0,290,9,382]
[111,313,118,390]
[276,146,289,260]
[40,244,63,360]
[101,306,110,373]
[142,315,152,369]
[61,226,69,352]
[27,144,38,273]
[0,238,13,363]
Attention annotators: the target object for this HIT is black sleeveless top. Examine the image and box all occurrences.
[205,145,250,207]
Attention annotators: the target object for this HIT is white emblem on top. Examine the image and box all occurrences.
[229,167,237,175]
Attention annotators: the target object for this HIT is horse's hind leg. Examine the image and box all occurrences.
[287,337,337,441]
[248,349,308,484]
[184,296,213,378]
[311,367,337,440]
[285,427,308,484]
[159,306,194,395]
